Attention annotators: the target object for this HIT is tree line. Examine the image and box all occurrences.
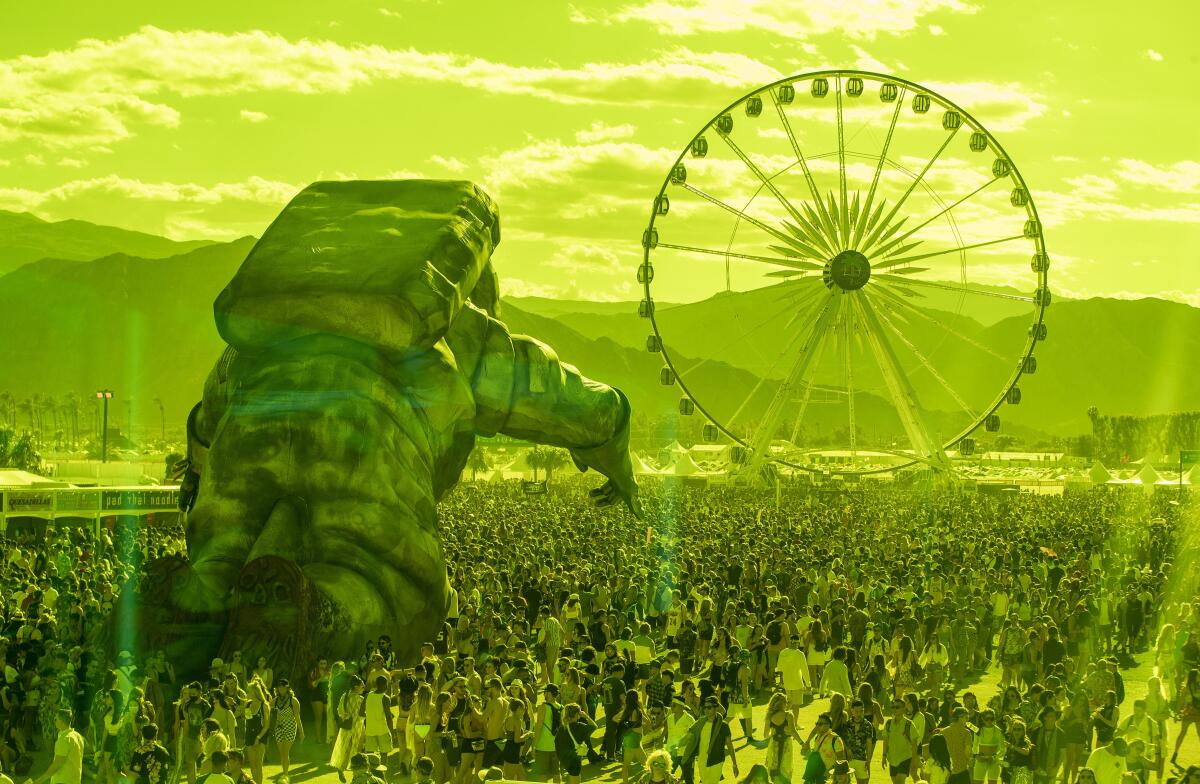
[1088,406,1200,464]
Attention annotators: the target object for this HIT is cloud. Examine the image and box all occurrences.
[575,122,638,144]
[0,26,783,151]
[378,7,402,17]
[1146,49,1164,62]
[239,109,269,123]
[573,0,975,39]
[0,174,300,239]
[1113,159,1200,195]
[429,154,467,173]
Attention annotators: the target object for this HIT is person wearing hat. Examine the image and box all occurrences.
[476,767,503,784]
[115,652,138,696]
[348,754,384,784]
[532,683,563,781]
[680,697,738,784]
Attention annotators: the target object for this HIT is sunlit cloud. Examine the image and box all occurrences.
[239,109,269,123]
[574,0,975,40]
[1113,159,1200,195]
[0,26,783,151]
[1146,49,1164,62]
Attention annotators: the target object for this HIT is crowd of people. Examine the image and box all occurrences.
[1,479,1197,784]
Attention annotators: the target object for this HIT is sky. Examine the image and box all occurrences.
[0,0,1197,305]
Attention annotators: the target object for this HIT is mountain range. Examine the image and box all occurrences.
[2,214,1199,447]
[0,210,213,277]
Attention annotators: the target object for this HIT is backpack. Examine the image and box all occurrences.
[724,661,740,691]
[546,702,563,734]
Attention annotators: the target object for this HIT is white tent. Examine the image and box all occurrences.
[1088,462,1112,484]
[669,450,704,476]
[634,454,666,476]
[1136,463,1161,485]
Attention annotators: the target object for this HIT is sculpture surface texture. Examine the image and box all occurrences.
[131,180,639,675]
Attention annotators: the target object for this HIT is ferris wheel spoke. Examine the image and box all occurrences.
[783,219,836,259]
[860,125,962,257]
[657,241,823,272]
[867,289,979,419]
[786,331,831,448]
[674,183,820,259]
[851,86,907,249]
[836,77,850,249]
[717,132,837,258]
[725,287,830,428]
[843,298,858,456]
[870,282,1008,361]
[745,289,843,476]
[873,234,1027,270]
[675,287,818,380]
[852,291,951,467]
[873,175,1003,259]
[770,91,841,246]
[875,272,1035,303]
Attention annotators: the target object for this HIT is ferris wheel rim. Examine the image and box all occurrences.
[641,68,1048,474]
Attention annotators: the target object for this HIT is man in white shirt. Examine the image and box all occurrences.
[777,635,811,720]
[1085,737,1127,784]
[31,710,83,784]
[666,698,697,782]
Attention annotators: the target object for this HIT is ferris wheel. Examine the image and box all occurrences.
[639,70,1049,475]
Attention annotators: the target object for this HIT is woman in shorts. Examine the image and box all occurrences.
[270,680,304,782]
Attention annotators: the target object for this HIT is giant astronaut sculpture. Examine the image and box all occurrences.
[133,180,639,677]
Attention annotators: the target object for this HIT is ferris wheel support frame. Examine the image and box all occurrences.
[853,290,953,472]
[745,289,843,480]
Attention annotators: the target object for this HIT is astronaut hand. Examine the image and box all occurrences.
[570,390,640,518]
[588,478,643,519]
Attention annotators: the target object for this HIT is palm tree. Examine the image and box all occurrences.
[64,392,81,448]
[0,427,42,472]
[18,397,34,436]
[527,445,548,481]
[542,448,570,483]
[153,397,165,442]
[0,392,14,429]
[468,448,490,481]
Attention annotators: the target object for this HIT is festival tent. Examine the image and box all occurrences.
[668,450,705,476]
[633,454,666,476]
[1088,462,1113,484]
[1136,463,1161,485]
[0,470,68,488]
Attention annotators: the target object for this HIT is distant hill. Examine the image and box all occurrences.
[0,238,256,425]
[2,214,1198,447]
[510,292,1200,437]
[0,210,214,277]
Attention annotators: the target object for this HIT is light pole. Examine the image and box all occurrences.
[96,389,113,462]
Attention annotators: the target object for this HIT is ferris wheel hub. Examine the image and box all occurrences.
[824,249,872,291]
